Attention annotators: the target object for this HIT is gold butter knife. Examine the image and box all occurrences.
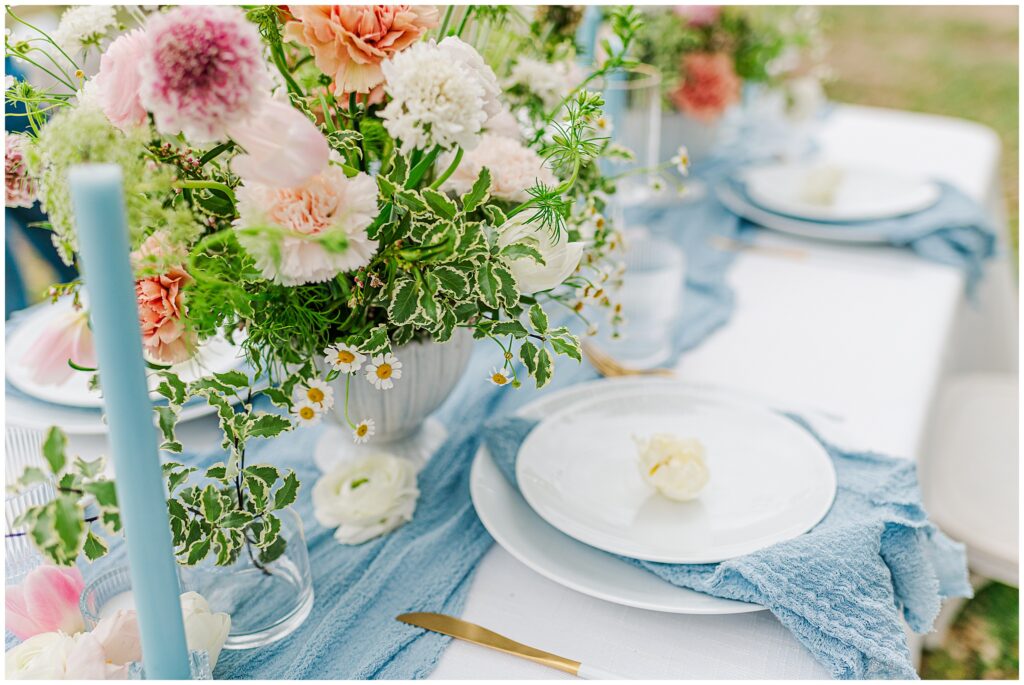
[396,612,626,679]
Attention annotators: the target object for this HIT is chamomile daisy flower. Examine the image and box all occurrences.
[366,353,402,390]
[324,343,365,373]
[352,418,376,444]
[671,145,691,177]
[593,114,613,135]
[294,378,334,410]
[488,367,511,387]
[292,400,322,426]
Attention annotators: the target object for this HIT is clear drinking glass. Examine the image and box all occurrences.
[597,233,687,368]
[5,427,53,585]
[599,64,663,207]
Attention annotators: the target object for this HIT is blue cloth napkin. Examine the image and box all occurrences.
[483,414,972,680]
[725,176,997,289]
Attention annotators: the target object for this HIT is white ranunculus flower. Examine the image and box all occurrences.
[180,592,231,669]
[497,217,584,295]
[635,434,710,502]
[380,37,501,154]
[313,453,420,545]
[5,632,76,679]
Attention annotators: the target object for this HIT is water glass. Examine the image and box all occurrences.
[5,427,54,584]
[598,234,687,368]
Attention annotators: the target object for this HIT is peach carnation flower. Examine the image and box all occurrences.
[235,167,380,286]
[284,5,439,96]
[440,133,557,203]
[671,52,741,122]
[132,232,196,364]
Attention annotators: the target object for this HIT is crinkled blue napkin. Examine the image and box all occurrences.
[723,176,997,289]
[483,414,972,680]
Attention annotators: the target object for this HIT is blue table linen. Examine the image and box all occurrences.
[483,414,972,680]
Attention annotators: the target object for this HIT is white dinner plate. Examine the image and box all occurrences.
[516,381,837,564]
[741,162,940,223]
[6,298,246,408]
[470,379,763,615]
[717,183,890,244]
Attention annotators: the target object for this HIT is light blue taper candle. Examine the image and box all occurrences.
[68,164,191,680]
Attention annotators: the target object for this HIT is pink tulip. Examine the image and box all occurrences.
[228,99,331,188]
[5,565,86,640]
[19,309,97,386]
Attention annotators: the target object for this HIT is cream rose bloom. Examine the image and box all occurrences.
[313,453,419,544]
[6,632,77,679]
[497,217,583,295]
[635,434,710,501]
[440,133,557,203]
[180,592,231,669]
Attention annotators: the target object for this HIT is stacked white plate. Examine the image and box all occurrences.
[6,299,249,435]
[469,377,838,615]
[717,161,941,243]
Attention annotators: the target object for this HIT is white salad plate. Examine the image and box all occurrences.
[515,380,837,564]
[741,162,940,223]
[470,378,764,615]
[6,298,246,408]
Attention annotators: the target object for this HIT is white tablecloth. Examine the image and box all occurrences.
[428,104,1017,679]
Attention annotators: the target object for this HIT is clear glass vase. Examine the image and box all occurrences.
[178,507,313,650]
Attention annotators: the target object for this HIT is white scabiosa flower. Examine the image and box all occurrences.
[380,37,501,154]
[497,217,584,295]
[352,418,376,444]
[324,343,366,374]
[440,133,558,203]
[312,453,419,544]
[293,378,334,411]
[292,400,322,426]
[365,353,402,390]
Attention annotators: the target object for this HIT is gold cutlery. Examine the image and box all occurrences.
[582,342,675,379]
[396,612,625,679]
[708,235,808,261]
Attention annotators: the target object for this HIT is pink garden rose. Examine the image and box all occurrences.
[671,52,741,122]
[674,5,722,27]
[138,5,269,142]
[92,28,148,131]
[6,133,36,208]
[5,565,85,640]
[19,308,96,386]
[228,99,331,188]
[284,5,439,95]
[133,233,196,364]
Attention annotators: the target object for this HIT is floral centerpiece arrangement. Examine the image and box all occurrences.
[4,3,645,573]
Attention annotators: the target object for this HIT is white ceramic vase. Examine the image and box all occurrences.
[313,328,474,471]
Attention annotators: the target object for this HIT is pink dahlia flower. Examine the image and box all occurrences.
[235,167,380,286]
[284,5,439,95]
[132,233,196,364]
[6,133,36,208]
[138,5,269,142]
[92,28,148,131]
[674,5,722,27]
[671,52,741,122]
[228,99,331,188]
[20,308,97,386]
[5,565,85,640]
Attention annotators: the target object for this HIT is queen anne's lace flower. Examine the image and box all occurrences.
[52,5,117,54]
[138,6,270,142]
[234,167,379,286]
[380,37,501,154]
[440,133,557,203]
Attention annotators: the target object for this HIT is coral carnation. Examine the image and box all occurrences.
[235,168,380,286]
[671,52,741,122]
[138,6,269,142]
[132,232,195,364]
[284,5,439,96]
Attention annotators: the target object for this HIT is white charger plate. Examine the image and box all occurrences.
[6,298,246,408]
[516,381,837,564]
[470,378,763,615]
[742,162,939,223]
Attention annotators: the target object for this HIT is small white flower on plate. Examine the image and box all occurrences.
[292,400,322,426]
[671,145,691,177]
[324,343,365,373]
[352,418,376,444]
[487,367,511,387]
[365,353,402,390]
[294,378,334,410]
[635,433,709,501]
[313,453,420,544]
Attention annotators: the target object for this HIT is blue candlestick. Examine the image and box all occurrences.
[68,165,191,679]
